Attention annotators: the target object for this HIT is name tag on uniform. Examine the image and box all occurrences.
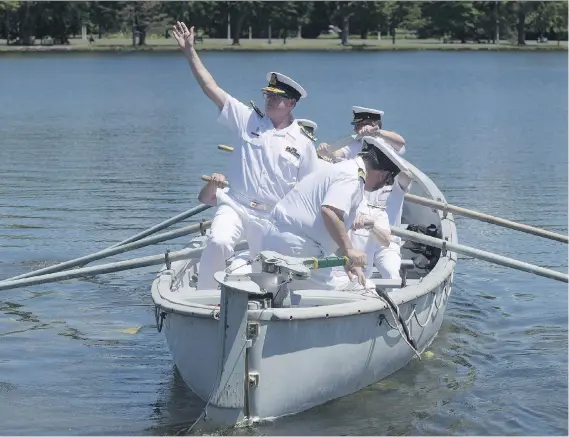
[285,146,300,159]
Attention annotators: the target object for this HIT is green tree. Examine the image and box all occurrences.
[420,1,479,42]
[505,1,540,45]
[533,1,567,43]
[352,1,386,39]
[0,1,19,43]
[385,1,424,43]
[120,1,169,46]
[89,2,128,39]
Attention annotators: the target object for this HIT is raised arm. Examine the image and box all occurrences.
[172,21,228,111]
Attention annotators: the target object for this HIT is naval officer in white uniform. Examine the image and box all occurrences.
[172,21,319,290]
[317,108,412,288]
[261,136,408,286]
[316,106,406,161]
[326,137,413,292]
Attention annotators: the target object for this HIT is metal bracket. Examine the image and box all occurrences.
[442,237,448,257]
[164,250,171,270]
[199,219,206,236]
[247,322,259,340]
[248,372,260,388]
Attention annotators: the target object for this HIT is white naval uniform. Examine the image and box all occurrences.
[328,139,410,291]
[261,157,366,286]
[197,95,319,290]
[338,138,361,161]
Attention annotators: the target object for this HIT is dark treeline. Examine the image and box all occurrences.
[1,1,567,46]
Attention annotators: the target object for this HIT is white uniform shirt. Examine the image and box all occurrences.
[271,157,366,254]
[218,96,319,208]
[339,138,361,160]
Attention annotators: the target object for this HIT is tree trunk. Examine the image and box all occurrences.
[232,13,245,45]
[138,29,146,45]
[268,22,272,44]
[297,24,302,39]
[516,8,526,45]
[283,29,288,44]
[360,28,368,39]
[98,26,103,39]
[19,2,34,45]
[391,27,396,44]
[341,15,349,45]
[5,11,9,45]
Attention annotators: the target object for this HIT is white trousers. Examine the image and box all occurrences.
[197,204,267,290]
[327,242,402,294]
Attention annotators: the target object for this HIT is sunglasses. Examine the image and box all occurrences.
[262,90,290,101]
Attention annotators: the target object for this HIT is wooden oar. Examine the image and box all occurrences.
[391,227,568,283]
[1,220,212,284]
[404,193,568,244]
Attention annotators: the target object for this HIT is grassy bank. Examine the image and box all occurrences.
[0,36,567,53]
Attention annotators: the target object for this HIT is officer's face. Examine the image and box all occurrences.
[263,92,295,118]
[353,120,377,134]
[365,169,395,192]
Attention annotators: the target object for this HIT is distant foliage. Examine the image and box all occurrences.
[0,1,567,45]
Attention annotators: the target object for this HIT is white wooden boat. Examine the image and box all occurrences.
[150,159,458,428]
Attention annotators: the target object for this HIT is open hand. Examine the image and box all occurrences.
[172,21,195,52]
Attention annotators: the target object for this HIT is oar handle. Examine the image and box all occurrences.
[305,256,349,269]
[201,175,229,187]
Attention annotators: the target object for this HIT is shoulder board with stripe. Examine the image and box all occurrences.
[299,125,316,142]
[249,100,264,118]
[358,168,366,181]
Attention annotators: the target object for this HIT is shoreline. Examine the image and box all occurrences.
[0,39,567,54]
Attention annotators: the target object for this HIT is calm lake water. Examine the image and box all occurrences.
[0,51,567,435]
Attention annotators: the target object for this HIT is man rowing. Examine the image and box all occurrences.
[172,21,319,290]
[317,106,406,161]
[326,137,413,292]
[260,135,408,286]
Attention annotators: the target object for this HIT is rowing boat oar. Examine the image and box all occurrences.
[0,248,348,293]
[0,242,239,292]
[109,203,211,248]
[0,220,212,284]
[404,193,568,244]
[203,172,568,245]
[391,227,568,283]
